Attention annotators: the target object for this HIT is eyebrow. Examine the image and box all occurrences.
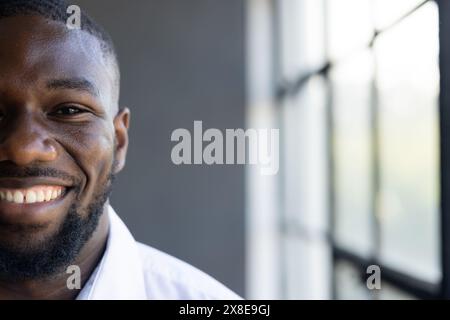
[46,78,99,97]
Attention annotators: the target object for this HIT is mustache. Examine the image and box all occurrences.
[0,165,80,186]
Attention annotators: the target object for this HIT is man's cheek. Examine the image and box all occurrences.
[73,134,115,203]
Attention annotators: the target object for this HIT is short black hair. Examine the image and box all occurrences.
[0,0,117,60]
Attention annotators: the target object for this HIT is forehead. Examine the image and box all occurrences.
[0,15,116,108]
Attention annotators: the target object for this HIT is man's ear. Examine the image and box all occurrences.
[113,107,130,174]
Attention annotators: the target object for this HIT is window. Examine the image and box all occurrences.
[275,0,442,299]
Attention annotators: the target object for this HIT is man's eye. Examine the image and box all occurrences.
[53,106,86,116]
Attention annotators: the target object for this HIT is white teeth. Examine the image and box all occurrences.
[25,190,37,204]
[0,187,65,204]
[13,191,24,204]
[45,190,52,201]
[37,190,45,202]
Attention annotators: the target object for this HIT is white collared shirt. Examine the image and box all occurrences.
[76,206,241,300]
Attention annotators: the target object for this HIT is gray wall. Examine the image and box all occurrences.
[74,0,246,296]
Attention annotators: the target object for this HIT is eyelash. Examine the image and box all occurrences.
[0,105,92,122]
[52,105,89,116]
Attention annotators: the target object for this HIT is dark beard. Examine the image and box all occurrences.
[0,170,115,281]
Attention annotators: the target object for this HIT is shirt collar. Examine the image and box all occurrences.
[77,205,147,300]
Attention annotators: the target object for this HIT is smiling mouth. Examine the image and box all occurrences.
[0,185,67,204]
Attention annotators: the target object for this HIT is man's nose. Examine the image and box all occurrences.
[0,116,57,166]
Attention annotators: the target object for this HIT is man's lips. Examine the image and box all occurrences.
[0,178,75,225]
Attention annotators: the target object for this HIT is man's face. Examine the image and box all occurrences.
[0,15,129,278]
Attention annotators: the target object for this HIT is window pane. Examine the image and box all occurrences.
[282,76,328,231]
[373,0,428,31]
[375,2,440,283]
[335,260,372,299]
[325,0,373,61]
[331,50,374,257]
[283,235,331,299]
[279,0,326,80]
[334,260,415,299]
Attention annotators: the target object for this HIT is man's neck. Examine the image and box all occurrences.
[0,207,110,300]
